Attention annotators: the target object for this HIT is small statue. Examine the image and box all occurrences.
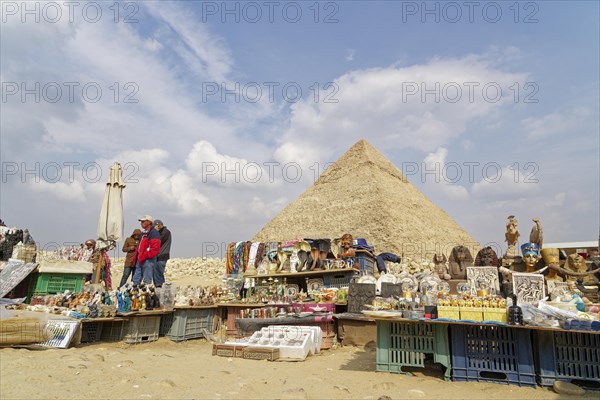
[116,292,124,312]
[529,218,543,249]
[123,291,132,312]
[474,247,499,267]
[508,294,523,326]
[541,248,563,282]
[448,245,474,279]
[432,253,451,280]
[104,292,112,306]
[139,290,147,310]
[504,215,520,259]
[150,287,160,309]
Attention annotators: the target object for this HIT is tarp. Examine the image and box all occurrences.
[97,162,126,243]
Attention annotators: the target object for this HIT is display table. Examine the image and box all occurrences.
[218,303,265,337]
[334,312,376,347]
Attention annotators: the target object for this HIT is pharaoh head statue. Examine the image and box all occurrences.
[566,253,587,273]
[521,242,540,272]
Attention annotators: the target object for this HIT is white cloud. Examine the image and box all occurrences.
[422,147,469,201]
[275,54,526,168]
[522,107,592,139]
[471,165,540,199]
[28,179,86,202]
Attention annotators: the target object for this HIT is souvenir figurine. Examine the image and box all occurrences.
[529,218,543,249]
[504,215,520,260]
[123,292,132,312]
[474,247,499,267]
[508,294,523,325]
[116,292,124,312]
[521,242,540,273]
[150,287,160,309]
[432,253,451,280]
[541,248,563,282]
[139,290,147,310]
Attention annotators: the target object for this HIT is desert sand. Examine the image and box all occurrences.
[1,258,596,399]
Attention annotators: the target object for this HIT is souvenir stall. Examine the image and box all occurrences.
[348,217,600,391]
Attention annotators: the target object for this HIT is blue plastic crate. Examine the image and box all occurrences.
[354,252,375,274]
[450,324,536,387]
[323,271,354,288]
[377,321,451,380]
[534,330,600,390]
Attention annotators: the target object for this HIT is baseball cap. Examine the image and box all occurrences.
[138,215,153,222]
[154,219,163,226]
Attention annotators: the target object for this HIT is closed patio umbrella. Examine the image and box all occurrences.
[95,162,126,285]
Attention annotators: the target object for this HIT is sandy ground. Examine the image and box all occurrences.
[1,336,595,400]
[1,260,596,399]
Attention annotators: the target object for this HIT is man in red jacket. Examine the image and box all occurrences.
[132,215,161,286]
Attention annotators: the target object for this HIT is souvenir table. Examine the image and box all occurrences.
[219,303,265,337]
[235,312,333,336]
[369,315,600,389]
[333,312,376,347]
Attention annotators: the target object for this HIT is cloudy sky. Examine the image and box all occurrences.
[1,1,598,258]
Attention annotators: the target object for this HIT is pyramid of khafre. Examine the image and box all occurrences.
[253,139,479,257]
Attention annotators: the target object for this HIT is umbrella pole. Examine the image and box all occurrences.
[94,249,104,284]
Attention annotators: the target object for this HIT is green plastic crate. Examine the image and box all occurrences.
[29,273,85,295]
[376,320,451,380]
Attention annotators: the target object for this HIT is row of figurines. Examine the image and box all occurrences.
[28,288,158,317]
[369,294,507,311]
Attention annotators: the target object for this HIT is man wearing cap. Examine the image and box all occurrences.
[132,215,161,286]
[119,228,142,288]
[153,219,172,287]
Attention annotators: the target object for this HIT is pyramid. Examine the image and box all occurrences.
[253,140,479,258]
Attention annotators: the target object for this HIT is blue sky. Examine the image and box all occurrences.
[1,1,598,258]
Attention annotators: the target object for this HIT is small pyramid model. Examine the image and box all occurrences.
[253,139,478,257]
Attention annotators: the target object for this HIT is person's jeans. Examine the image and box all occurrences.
[154,260,167,287]
[119,266,135,288]
[376,252,401,273]
[132,257,156,285]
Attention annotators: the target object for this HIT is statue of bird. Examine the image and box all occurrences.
[530,218,543,248]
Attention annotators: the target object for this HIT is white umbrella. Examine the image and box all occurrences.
[97,162,126,243]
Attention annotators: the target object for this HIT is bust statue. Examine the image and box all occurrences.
[541,248,563,281]
[521,242,540,273]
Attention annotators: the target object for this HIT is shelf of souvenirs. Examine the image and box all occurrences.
[242,267,358,279]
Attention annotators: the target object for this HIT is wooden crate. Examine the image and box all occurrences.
[242,347,279,361]
[212,343,245,358]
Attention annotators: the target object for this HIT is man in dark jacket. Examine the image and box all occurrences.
[119,228,141,288]
[153,219,171,287]
[132,215,161,286]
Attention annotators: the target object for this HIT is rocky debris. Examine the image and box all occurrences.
[553,381,586,396]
